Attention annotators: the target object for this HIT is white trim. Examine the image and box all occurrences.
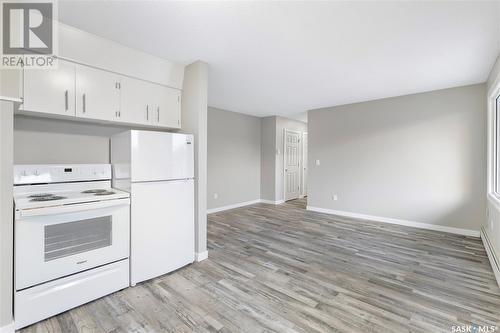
[0,96,22,103]
[488,192,500,212]
[481,227,500,288]
[306,206,480,237]
[195,251,208,262]
[0,322,14,333]
[207,199,261,214]
[487,75,500,205]
[260,199,285,205]
[302,132,308,197]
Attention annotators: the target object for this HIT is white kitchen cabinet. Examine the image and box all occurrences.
[20,59,182,129]
[121,77,181,129]
[22,61,76,116]
[119,77,151,125]
[75,65,121,121]
[152,85,181,128]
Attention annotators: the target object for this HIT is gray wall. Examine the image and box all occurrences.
[261,117,276,201]
[14,116,124,164]
[0,101,14,330]
[308,84,487,232]
[207,107,261,209]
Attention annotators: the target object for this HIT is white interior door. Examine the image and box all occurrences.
[284,129,301,201]
[302,132,308,196]
[130,179,194,285]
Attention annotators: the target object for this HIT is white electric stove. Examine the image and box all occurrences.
[13,164,130,329]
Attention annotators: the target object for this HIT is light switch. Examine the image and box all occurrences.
[315,159,320,166]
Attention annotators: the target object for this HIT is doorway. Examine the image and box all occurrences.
[284,129,304,201]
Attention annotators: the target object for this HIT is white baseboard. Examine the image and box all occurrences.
[306,206,480,237]
[260,199,285,205]
[0,322,14,333]
[481,227,500,288]
[195,251,208,262]
[207,199,261,214]
[207,199,289,213]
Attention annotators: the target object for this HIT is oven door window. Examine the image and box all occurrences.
[44,216,112,261]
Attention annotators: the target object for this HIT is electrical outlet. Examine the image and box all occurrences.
[213,193,218,199]
[316,159,320,166]
[332,194,338,201]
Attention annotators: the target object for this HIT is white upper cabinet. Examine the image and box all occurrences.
[22,61,76,116]
[20,59,182,129]
[120,76,181,129]
[152,85,181,129]
[19,23,184,128]
[119,76,151,125]
[75,65,121,121]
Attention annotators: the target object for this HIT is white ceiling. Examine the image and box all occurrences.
[58,1,500,118]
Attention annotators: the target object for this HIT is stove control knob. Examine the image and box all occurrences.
[22,170,28,176]
[34,170,40,176]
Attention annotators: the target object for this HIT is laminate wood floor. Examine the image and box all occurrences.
[20,199,500,333]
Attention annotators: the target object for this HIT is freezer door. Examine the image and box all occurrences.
[131,131,194,182]
[130,179,195,285]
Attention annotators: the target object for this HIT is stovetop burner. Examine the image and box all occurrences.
[30,195,67,202]
[28,193,54,198]
[81,189,108,194]
[94,191,116,196]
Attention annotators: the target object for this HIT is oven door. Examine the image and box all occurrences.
[15,199,130,290]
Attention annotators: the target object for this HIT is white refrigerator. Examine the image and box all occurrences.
[111,130,195,285]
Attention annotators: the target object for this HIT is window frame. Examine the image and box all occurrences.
[488,79,500,208]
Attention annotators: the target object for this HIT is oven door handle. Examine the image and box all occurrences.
[16,198,130,218]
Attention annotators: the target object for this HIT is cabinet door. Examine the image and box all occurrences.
[120,77,152,125]
[22,61,75,116]
[75,65,120,121]
[153,86,181,129]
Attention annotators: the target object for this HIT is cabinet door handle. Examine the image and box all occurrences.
[146,105,149,120]
[64,90,68,111]
[82,94,86,113]
[157,107,160,122]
